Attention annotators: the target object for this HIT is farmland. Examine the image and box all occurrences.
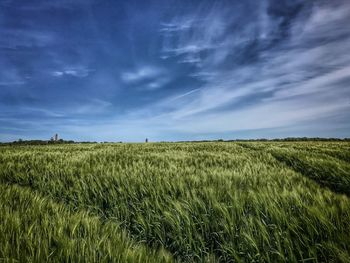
[1,142,350,262]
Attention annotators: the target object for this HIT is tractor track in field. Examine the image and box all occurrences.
[238,142,350,197]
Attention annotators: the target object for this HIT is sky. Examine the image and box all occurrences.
[0,0,350,142]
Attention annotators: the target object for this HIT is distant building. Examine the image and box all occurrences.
[54,134,58,141]
[145,138,148,143]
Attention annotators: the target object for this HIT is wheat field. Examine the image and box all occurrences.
[1,142,349,262]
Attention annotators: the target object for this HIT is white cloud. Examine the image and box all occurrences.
[160,19,193,32]
[295,2,350,41]
[168,88,201,102]
[52,71,64,77]
[121,65,172,90]
[51,68,93,78]
[159,1,274,67]
[146,77,171,90]
[270,66,350,100]
[121,66,162,83]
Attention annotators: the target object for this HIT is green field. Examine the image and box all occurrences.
[1,142,350,262]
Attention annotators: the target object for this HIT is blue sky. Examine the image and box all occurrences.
[0,0,350,142]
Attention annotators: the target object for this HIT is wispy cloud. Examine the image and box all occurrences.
[121,66,163,83]
[121,65,171,90]
[146,77,171,90]
[51,68,93,78]
[160,1,273,67]
[168,88,201,102]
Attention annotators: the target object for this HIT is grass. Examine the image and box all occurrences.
[0,142,349,262]
[0,184,172,263]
